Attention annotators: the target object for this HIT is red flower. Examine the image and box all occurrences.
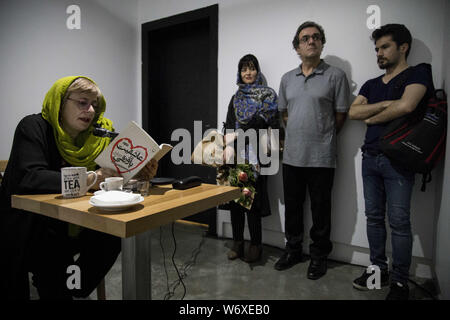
[242,187,252,197]
[238,171,248,182]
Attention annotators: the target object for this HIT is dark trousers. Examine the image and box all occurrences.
[230,201,262,245]
[29,219,121,300]
[282,164,334,259]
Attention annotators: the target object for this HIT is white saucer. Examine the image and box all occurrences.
[93,190,130,196]
[89,196,144,211]
[94,190,106,196]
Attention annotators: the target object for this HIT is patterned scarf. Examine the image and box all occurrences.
[41,76,114,171]
[233,72,278,129]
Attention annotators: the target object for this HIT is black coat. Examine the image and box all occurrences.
[1,114,121,300]
[0,114,66,299]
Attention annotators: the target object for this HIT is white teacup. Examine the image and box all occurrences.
[100,177,124,192]
[61,167,97,198]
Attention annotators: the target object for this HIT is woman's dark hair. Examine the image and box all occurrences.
[292,21,326,49]
[371,24,412,59]
[238,54,260,81]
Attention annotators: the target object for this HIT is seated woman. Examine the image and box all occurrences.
[0,76,158,299]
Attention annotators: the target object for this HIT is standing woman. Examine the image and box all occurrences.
[223,54,278,263]
[0,76,157,299]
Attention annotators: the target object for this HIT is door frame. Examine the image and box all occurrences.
[141,4,218,132]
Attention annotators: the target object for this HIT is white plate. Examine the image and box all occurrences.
[93,190,131,196]
[94,190,106,196]
[91,190,140,204]
[89,195,144,211]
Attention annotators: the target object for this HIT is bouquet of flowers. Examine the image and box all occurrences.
[216,164,257,210]
[190,131,258,210]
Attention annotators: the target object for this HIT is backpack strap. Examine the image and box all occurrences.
[435,89,447,101]
[421,172,432,192]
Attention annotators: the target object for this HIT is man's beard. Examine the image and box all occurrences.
[377,57,396,70]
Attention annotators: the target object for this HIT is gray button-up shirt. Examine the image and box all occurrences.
[278,60,350,168]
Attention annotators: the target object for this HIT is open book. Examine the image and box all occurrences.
[95,121,173,183]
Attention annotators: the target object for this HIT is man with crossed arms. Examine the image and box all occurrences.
[349,24,434,300]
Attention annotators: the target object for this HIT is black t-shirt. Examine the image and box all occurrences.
[359,63,434,153]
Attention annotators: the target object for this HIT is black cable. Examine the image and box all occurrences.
[178,231,205,278]
[160,223,206,300]
[161,226,176,300]
[160,226,172,300]
[168,229,206,298]
[161,223,186,300]
[169,222,186,300]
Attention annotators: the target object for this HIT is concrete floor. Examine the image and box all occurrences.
[30,222,436,300]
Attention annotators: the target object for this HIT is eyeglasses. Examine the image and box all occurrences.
[66,97,99,111]
[299,33,322,44]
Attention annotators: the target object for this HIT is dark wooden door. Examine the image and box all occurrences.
[142,5,218,234]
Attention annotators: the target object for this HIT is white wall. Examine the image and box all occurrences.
[434,0,450,300]
[139,0,447,280]
[0,0,139,160]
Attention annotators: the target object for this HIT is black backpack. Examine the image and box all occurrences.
[379,84,447,191]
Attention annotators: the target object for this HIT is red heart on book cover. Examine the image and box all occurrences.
[110,137,149,174]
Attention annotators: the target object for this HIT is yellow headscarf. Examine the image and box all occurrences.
[41,76,114,171]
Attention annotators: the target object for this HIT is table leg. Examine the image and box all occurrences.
[121,230,152,300]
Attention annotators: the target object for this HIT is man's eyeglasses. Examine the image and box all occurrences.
[299,33,322,44]
[66,97,99,111]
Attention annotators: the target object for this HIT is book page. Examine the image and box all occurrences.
[95,121,172,183]
[153,144,173,161]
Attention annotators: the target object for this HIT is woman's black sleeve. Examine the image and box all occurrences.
[223,96,236,131]
[6,115,61,195]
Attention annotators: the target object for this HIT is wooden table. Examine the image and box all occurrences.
[12,183,240,299]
